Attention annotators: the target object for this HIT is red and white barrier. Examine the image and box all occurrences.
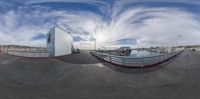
[0,47,3,55]
[0,47,6,54]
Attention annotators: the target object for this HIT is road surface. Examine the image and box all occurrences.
[56,51,100,64]
[0,50,199,99]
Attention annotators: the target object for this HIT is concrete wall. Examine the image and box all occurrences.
[1,45,47,52]
[1,45,49,57]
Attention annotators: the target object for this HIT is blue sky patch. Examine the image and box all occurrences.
[31,34,46,41]
[73,36,83,42]
[115,38,137,45]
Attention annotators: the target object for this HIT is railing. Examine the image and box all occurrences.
[5,50,50,58]
[91,50,183,68]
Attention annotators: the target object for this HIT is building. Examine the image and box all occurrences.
[46,26,73,57]
[0,45,47,52]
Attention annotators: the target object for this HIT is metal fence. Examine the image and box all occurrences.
[91,50,183,68]
[6,50,50,58]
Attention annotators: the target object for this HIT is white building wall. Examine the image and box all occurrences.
[54,27,73,56]
[47,26,73,57]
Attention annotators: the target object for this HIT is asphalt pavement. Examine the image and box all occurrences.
[0,50,200,99]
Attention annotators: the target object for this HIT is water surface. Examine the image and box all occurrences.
[128,50,161,58]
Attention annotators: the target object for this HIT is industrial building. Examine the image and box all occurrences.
[46,26,73,57]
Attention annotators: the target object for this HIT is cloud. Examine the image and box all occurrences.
[0,0,200,49]
[114,38,137,45]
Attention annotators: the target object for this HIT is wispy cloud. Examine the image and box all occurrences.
[0,0,200,49]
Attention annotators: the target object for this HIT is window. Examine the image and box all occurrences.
[47,33,51,43]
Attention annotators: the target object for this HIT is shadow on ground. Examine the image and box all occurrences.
[0,54,83,87]
[56,51,100,64]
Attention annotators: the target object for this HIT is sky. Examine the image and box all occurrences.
[0,0,200,49]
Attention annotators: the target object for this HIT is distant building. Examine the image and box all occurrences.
[1,45,47,52]
[46,26,73,57]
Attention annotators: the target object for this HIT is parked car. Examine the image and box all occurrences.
[73,48,80,54]
[118,47,131,56]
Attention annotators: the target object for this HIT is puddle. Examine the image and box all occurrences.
[82,63,105,68]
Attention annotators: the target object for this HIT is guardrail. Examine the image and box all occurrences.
[91,50,183,68]
[5,50,50,58]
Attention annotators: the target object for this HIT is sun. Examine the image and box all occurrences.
[95,33,106,42]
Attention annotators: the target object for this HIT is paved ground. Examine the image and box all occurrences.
[0,50,200,99]
[56,51,100,64]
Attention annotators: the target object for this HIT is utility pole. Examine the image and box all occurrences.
[178,35,182,46]
[94,39,96,50]
[94,29,97,51]
[81,40,82,52]
[176,35,178,47]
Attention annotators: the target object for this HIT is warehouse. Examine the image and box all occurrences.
[46,26,73,57]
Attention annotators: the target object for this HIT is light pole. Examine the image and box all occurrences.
[176,35,182,47]
[178,35,182,46]
[94,39,96,50]
[175,34,182,50]
[81,40,82,52]
[94,29,97,51]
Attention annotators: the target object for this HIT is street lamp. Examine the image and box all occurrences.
[176,34,182,47]
[178,35,182,46]
[94,39,96,50]
[94,29,97,51]
[80,40,83,52]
